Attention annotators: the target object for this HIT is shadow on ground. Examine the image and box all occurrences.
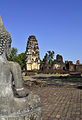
[32,76,82,87]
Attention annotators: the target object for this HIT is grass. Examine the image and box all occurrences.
[22,73,82,87]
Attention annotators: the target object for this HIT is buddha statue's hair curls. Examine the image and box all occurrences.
[0,26,12,55]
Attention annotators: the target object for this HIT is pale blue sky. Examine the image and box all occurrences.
[0,0,82,63]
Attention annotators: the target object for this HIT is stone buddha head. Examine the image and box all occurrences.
[0,16,12,58]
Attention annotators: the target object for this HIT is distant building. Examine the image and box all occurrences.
[76,60,82,72]
[76,60,80,65]
[25,35,40,71]
[56,54,63,64]
[52,54,64,70]
[65,61,75,72]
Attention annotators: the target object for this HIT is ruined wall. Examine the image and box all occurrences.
[76,64,82,72]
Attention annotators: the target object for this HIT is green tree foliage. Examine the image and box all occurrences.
[8,47,26,70]
[8,47,18,61]
[17,53,26,70]
[47,50,55,65]
[40,60,44,70]
[40,50,55,69]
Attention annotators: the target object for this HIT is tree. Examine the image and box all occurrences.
[8,47,18,61]
[17,53,26,70]
[8,47,26,70]
[40,50,55,70]
[47,51,55,65]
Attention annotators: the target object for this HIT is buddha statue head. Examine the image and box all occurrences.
[0,16,12,58]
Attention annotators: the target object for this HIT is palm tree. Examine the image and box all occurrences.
[47,51,55,65]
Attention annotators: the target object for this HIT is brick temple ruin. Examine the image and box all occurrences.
[41,54,82,74]
[25,35,40,71]
[25,36,82,74]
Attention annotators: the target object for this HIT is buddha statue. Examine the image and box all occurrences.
[0,16,41,120]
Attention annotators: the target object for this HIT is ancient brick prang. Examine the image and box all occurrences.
[26,35,40,71]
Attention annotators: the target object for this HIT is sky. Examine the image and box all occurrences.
[0,0,82,63]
